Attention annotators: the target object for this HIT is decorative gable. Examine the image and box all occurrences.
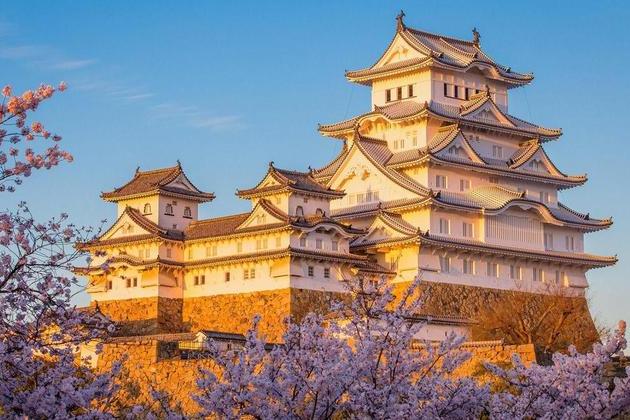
[351,212,416,247]
[462,100,515,127]
[514,147,563,177]
[101,211,154,241]
[432,131,485,164]
[236,200,288,230]
[375,33,427,68]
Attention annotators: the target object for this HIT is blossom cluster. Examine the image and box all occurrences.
[0,82,71,192]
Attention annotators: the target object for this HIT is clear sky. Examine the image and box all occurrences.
[2,1,628,329]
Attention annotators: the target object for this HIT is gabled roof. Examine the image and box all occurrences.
[352,134,433,197]
[237,162,345,199]
[345,13,533,87]
[418,231,617,269]
[101,162,215,202]
[79,206,183,249]
[185,200,363,243]
[318,98,561,140]
[350,208,419,250]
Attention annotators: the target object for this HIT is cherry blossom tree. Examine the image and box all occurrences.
[486,320,630,419]
[195,277,492,419]
[0,82,72,192]
[0,83,123,418]
[195,276,629,419]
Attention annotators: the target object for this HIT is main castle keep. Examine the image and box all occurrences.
[80,14,615,347]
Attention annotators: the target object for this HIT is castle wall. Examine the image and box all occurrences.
[92,297,183,336]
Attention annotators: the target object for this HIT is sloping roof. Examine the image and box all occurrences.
[419,232,617,269]
[433,185,612,231]
[79,207,183,249]
[185,213,251,240]
[319,98,561,140]
[346,14,533,87]
[101,162,215,202]
[237,163,345,199]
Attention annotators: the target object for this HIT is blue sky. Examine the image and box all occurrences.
[2,1,628,328]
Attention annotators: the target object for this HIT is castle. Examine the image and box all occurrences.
[80,13,616,346]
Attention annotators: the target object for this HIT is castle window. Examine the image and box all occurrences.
[225,272,230,282]
[143,203,152,214]
[462,222,474,238]
[324,267,330,278]
[106,280,113,290]
[412,131,418,147]
[465,87,470,100]
[443,82,448,97]
[300,237,307,247]
[315,208,324,216]
[544,233,553,250]
[487,262,499,278]
[244,269,249,280]
[565,236,575,251]
[275,196,281,205]
[453,85,459,99]
[165,203,174,216]
[307,266,314,277]
[386,89,392,102]
[316,239,322,249]
[555,270,566,286]
[250,268,255,279]
[510,265,522,280]
[183,207,192,218]
[275,236,281,247]
[133,277,138,287]
[194,276,199,285]
[296,206,304,217]
[407,84,414,97]
[332,240,338,251]
[126,278,132,288]
[463,258,475,275]
[435,175,447,189]
[439,218,450,235]
[533,267,544,282]
[460,179,471,192]
[439,256,450,273]
[397,86,402,100]
[492,145,503,158]
[539,191,551,204]
[166,248,172,258]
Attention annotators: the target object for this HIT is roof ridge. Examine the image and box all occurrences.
[136,164,180,176]
[190,212,250,225]
[405,26,475,46]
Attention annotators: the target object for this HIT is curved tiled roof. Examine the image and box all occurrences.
[237,163,344,199]
[346,16,533,86]
[419,232,617,269]
[433,185,612,231]
[319,99,561,140]
[101,163,215,202]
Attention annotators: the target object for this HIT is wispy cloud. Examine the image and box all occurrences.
[51,58,97,70]
[0,23,243,132]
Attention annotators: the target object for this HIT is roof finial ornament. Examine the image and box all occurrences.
[396,10,406,31]
[485,84,490,95]
[308,165,313,175]
[269,161,275,169]
[176,159,182,168]
[135,166,140,174]
[472,27,481,46]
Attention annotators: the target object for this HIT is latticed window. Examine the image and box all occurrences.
[143,203,151,214]
[308,266,314,277]
[165,204,174,215]
[324,268,330,278]
[184,207,192,218]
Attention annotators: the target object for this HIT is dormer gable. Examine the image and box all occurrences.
[459,93,516,127]
[236,199,289,230]
[429,125,485,164]
[509,141,565,177]
[351,210,417,247]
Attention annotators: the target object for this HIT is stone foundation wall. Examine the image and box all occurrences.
[92,297,183,336]
[394,281,599,352]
